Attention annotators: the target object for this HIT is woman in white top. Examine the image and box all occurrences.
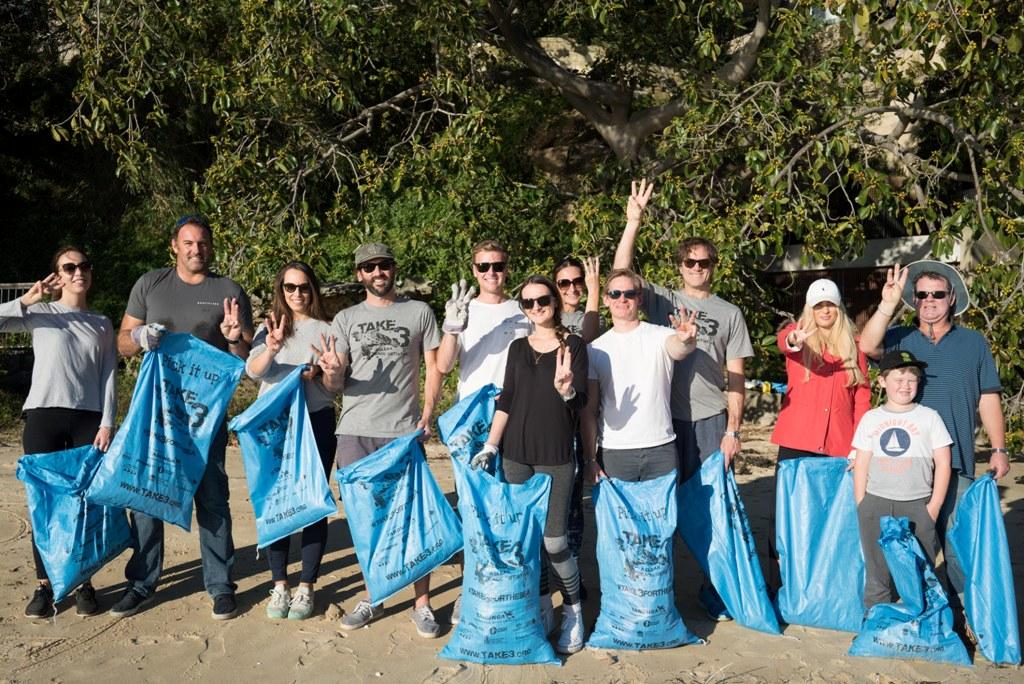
[1,246,117,618]
[246,261,336,621]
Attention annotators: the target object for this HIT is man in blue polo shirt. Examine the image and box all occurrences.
[859,259,1008,611]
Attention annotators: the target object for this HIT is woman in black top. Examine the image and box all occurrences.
[470,275,588,654]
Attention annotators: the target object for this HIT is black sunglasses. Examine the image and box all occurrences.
[474,261,507,273]
[283,282,312,294]
[557,277,585,289]
[682,258,713,269]
[607,289,638,300]
[915,290,949,300]
[519,294,553,310]
[359,260,395,273]
[59,261,92,275]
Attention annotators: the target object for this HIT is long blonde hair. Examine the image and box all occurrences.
[797,302,866,387]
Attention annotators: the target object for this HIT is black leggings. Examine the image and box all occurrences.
[267,407,337,584]
[22,408,102,581]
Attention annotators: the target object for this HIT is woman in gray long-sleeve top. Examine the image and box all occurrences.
[1,246,117,619]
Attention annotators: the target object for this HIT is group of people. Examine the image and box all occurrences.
[6,180,1008,657]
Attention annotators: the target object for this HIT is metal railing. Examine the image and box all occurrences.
[0,283,34,349]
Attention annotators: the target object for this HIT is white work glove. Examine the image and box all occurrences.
[470,443,498,470]
[131,323,167,351]
[442,279,476,334]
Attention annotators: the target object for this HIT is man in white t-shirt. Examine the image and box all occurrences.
[582,269,698,483]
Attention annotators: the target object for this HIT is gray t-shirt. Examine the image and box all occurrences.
[332,297,440,438]
[0,299,118,427]
[126,267,253,351]
[247,318,336,413]
[852,404,952,501]
[561,309,604,339]
[643,281,754,422]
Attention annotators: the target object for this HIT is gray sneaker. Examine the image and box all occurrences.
[287,586,314,620]
[339,599,383,630]
[450,594,461,625]
[410,604,440,639]
[266,586,290,620]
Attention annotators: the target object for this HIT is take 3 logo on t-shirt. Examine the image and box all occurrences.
[879,428,911,457]
[352,319,411,359]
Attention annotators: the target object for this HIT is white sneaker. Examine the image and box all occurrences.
[540,593,555,636]
[555,602,585,654]
[450,594,461,625]
[288,586,314,620]
[266,586,290,620]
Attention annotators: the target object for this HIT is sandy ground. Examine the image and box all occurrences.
[1,426,1021,684]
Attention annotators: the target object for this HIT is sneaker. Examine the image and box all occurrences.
[699,585,733,622]
[24,584,54,618]
[266,586,290,620]
[410,604,440,639]
[110,588,152,618]
[75,584,100,617]
[212,593,238,620]
[555,602,585,654]
[540,593,555,636]
[287,586,314,621]
[450,594,461,626]
[339,599,383,630]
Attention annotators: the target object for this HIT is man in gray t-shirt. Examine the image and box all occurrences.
[320,242,443,638]
[112,215,254,621]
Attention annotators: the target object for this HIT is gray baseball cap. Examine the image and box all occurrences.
[353,242,395,267]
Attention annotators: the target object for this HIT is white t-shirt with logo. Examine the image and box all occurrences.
[587,321,677,450]
[456,299,530,400]
[852,403,952,501]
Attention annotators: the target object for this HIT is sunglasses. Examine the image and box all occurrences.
[607,289,638,300]
[682,258,713,269]
[358,260,395,273]
[283,282,312,294]
[519,294,553,310]
[59,261,92,275]
[474,261,507,273]
[915,290,949,300]
[557,277,585,290]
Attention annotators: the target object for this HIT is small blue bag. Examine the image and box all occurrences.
[16,445,131,602]
[678,450,780,634]
[947,474,1021,665]
[849,516,970,665]
[437,384,502,487]
[336,431,463,605]
[85,333,244,530]
[588,473,701,650]
[439,457,558,666]
[775,457,864,632]
[229,366,336,549]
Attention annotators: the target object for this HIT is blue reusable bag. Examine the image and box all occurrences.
[775,457,864,632]
[436,384,502,487]
[849,516,970,665]
[229,366,336,549]
[947,474,1021,665]
[335,431,463,605]
[85,333,244,530]
[16,445,131,602]
[678,450,780,634]
[588,473,701,650]
[439,457,559,666]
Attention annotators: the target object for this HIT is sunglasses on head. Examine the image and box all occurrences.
[607,289,638,300]
[474,261,506,273]
[682,258,713,269]
[358,260,394,274]
[915,290,949,300]
[557,277,585,289]
[59,261,92,275]
[283,282,312,294]
[519,294,553,310]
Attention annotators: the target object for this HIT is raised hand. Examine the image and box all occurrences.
[220,298,242,341]
[554,345,574,397]
[264,311,287,354]
[788,322,815,348]
[880,264,907,311]
[442,279,476,334]
[669,307,699,345]
[626,179,655,224]
[20,273,62,307]
[312,333,342,377]
[583,255,600,297]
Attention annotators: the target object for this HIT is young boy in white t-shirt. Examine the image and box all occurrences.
[852,350,952,609]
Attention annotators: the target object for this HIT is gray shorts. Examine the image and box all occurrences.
[601,441,678,482]
[674,411,727,482]
[334,433,393,470]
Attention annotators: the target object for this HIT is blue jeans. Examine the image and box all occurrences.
[124,421,235,598]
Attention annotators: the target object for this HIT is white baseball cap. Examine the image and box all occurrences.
[805,278,842,308]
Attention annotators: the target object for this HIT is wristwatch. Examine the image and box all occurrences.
[724,430,741,439]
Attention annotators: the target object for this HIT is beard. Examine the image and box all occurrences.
[364,273,395,297]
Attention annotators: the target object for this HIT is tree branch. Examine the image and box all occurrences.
[716,0,776,85]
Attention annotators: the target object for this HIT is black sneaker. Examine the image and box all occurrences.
[110,589,152,618]
[24,584,54,618]
[75,584,100,617]
[212,593,238,620]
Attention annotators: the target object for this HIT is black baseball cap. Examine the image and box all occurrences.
[878,350,928,373]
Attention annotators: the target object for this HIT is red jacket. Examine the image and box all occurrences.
[770,322,871,457]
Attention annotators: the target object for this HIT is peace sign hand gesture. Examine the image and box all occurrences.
[626,179,655,225]
[554,345,575,398]
[20,272,62,307]
[264,311,287,355]
[220,298,242,341]
[880,263,907,313]
[789,322,815,349]
[311,333,342,378]
[669,307,699,346]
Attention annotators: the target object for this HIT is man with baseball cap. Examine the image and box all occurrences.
[859,259,1007,612]
[319,242,444,637]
